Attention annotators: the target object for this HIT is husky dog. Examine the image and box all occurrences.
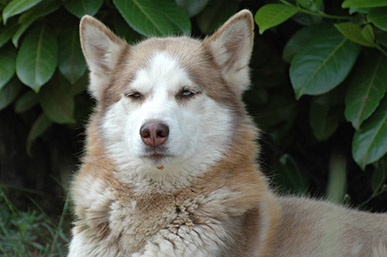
[68,10,387,257]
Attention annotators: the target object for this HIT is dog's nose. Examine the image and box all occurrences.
[140,121,169,147]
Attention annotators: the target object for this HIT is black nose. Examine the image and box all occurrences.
[140,121,169,147]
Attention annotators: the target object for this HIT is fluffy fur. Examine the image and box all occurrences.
[68,10,387,257]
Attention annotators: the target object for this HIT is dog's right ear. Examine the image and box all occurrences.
[80,15,127,100]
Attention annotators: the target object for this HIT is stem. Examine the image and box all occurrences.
[279,0,351,20]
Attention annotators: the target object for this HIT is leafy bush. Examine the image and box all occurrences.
[0,0,386,215]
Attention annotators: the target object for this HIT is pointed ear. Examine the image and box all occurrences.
[203,10,254,93]
[80,15,127,99]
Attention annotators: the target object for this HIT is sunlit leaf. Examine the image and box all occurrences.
[2,0,42,24]
[255,4,298,34]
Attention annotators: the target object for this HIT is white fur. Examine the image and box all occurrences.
[102,51,233,192]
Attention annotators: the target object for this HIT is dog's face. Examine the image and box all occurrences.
[80,11,254,185]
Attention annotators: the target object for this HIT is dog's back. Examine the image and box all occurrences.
[274,197,387,257]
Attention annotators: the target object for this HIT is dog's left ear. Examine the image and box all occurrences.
[203,10,254,93]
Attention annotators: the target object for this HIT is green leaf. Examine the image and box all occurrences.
[343,0,387,8]
[175,0,209,17]
[26,113,52,156]
[113,0,191,37]
[310,90,343,140]
[0,19,18,47]
[64,0,103,19]
[14,89,38,113]
[255,4,298,34]
[345,54,387,129]
[12,0,61,47]
[290,27,361,99]
[349,7,372,14]
[361,24,375,44]
[352,96,387,169]
[2,0,42,24]
[0,76,23,110]
[16,24,58,93]
[368,7,387,31]
[58,27,86,84]
[283,24,331,63]
[335,22,376,47]
[38,73,75,124]
[326,151,347,204]
[196,0,239,34]
[0,44,16,90]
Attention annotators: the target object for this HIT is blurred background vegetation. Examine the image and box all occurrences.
[0,0,386,255]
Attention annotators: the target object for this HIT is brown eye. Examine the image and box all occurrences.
[125,92,143,99]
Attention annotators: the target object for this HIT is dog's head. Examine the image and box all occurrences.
[80,10,254,187]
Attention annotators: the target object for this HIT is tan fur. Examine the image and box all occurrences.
[69,10,387,257]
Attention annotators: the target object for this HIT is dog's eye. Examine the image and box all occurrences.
[178,89,198,99]
[125,92,143,99]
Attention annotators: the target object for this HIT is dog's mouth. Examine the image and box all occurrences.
[142,147,170,161]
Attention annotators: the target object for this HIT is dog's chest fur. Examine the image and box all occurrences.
[74,162,262,256]
[109,186,200,252]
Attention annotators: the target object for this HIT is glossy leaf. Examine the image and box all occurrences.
[342,0,387,8]
[361,24,375,44]
[64,0,103,19]
[26,113,52,156]
[16,24,58,93]
[12,0,61,47]
[175,0,209,17]
[0,44,16,90]
[345,54,387,129]
[352,97,387,169]
[113,0,191,37]
[0,77,23,110]
[38,74,75,124]
[14,90,38,113]
[2,0,42,24]
[255,4,298,34]
[283,24,331,63]
[0,19,18,47]
[58,27,86,84]
[335,22,375,47]
[310,90,343,140]
[290,28,361,99]
[368,7,387,31]
[196,0,239,34]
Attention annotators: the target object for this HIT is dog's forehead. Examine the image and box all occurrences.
[131,51,192,92]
